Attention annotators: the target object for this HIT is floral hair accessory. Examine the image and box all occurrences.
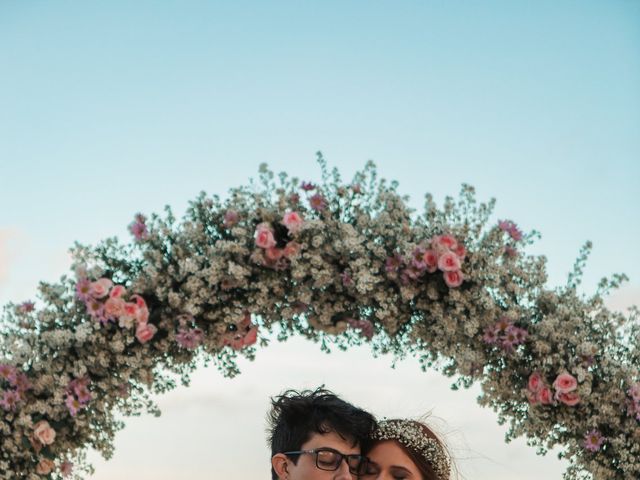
[371,419,450,480]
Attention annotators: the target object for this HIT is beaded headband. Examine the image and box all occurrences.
[371,419,450,479]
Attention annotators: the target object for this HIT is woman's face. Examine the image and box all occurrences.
[361,440,422,480]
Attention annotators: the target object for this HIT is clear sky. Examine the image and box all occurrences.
[1,1,639,479]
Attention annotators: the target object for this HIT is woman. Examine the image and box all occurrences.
[361,419,452,480]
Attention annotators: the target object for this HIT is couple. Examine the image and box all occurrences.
[268,387,451,480]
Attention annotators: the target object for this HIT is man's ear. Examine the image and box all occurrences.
[272,453,290,479]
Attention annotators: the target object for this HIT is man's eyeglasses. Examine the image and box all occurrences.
[283,447,368,475]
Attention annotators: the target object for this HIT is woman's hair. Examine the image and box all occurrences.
[369,418,452,480]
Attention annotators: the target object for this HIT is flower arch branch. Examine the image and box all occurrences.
[1,156,638,479]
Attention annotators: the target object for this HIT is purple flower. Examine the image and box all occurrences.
[482,326,498,344]
[583,429,606,452]
[177,328,204,350]
[75,278,93,302]
[0,390,20,411]
[385,253,404,273]
[348,318,374,340]
[17,301,35,314]
[309,193,327,211]
[300,181,316,191]
[340,271,353,287]
[66,395,82,417]
[129,213,149,241]
[223,210,240,228]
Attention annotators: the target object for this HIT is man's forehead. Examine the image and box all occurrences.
[303,431,360,453]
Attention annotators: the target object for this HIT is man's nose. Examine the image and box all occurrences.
[335,456,352,480]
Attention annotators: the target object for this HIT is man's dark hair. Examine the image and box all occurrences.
[267,387,376,480]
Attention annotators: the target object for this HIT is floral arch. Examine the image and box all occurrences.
[1,157,638,479]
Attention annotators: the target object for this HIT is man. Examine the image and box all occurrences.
[268,387,376,480]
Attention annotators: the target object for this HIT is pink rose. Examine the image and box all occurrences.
[437,251,462,272]
[557,391,580,406]
[553,373,578,394]
[130,294,147,309]
[136,306,150,324]
[528,372,543,392]
[433,234,458,251]
[36,458,55,475]
[283,241,302,259]
[422,250,438,273]
[223,210,240,228]
[265,247,284,262]
[104,297,125,318]
[242,327,258,347]
[537,386,553,405]
[123,302,138,318]
[136,323,157,344]
[254,223,276,249]
[89,278,113,299]
[33,420,56,445]
[454,244,466,260]
[443,270,464,288]
[282,211,304,234]
[109,285,126,299]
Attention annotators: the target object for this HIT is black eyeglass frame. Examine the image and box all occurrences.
[283,447,367,475]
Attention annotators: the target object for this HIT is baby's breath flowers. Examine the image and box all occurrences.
[1,156,638,479]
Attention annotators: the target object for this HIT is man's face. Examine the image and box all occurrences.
[282,431,361,480]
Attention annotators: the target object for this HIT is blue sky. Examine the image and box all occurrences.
[1,2,639,479]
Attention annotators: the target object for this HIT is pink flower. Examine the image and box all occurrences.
[0,390,20,411]
[66,395,82,416]
[498,220,523,241]
[104,297,125,319]
[33,420,56,445]
[583,429,605,452]
[433,234,458,251]
[85,299,105,321]
[60,461,74,477]
[265,247,284,262]
[309,193,327,211]
[75,278,92,302]
[341,271,353,287]
[242,327,258,347]
[129,213,149,240]
[89,278,113,299]
[282,211,304,234]
[136,306,150,324]
[437,251,461,272]
[504,246,518,258]
[221,313,259,350]
[300,181,315,191]
[223,210,240,228]
[122,302,138,320]
[443,270,464,288]
[422,250,438,273]
[109,285,126,299]
[553,373,578,394]
[136,323,157,343]
[35,459,55,475]
[254,223,277,249]
[537,386,553,405]
[528,372,543,393]
[557,391,580,406]
[283,241,301,259]
[453,244,465,260]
